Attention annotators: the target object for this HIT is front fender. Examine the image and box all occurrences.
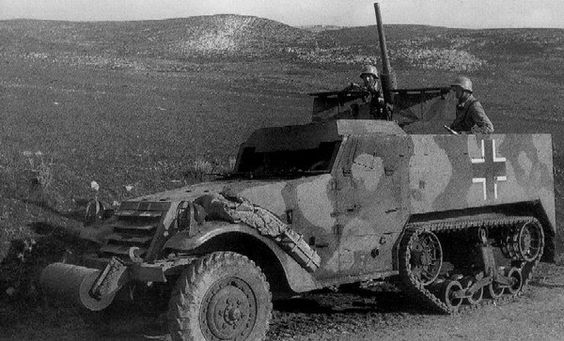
[164,221,259,250]
[163,221,318,293]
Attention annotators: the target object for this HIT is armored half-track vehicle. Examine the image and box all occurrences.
[40,4,556,341]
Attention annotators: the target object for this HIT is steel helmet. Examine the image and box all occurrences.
[360,65,379,79]
[451,76,473,93]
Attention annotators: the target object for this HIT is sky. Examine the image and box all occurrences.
[0,0,563,29]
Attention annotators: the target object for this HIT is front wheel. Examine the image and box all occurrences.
[168,252,272,341]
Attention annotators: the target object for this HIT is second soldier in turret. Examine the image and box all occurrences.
[450,76,494,134]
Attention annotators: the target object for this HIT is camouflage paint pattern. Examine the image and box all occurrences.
[408,133,555,227]
[74,119,556,293]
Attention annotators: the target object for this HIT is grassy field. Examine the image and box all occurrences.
[0,15,563,330]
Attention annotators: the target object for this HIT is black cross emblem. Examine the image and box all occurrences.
[471,139,507,200]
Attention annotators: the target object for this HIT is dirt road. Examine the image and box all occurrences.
[268,263,564,341]
[3,263,564,340]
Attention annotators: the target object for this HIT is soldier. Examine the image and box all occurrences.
[344,65,390,120]
[449,76,494,134]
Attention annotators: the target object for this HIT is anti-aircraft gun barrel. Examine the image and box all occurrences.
[373,3,394,105]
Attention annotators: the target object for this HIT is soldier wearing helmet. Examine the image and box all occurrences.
[449,76,494,134]
[344,65,390,120]
[359,65,380,91]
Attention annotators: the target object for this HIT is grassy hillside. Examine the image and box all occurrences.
[0,14,562,307]
[0,15,327,67]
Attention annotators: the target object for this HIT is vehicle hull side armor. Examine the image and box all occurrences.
[407,134,555,232]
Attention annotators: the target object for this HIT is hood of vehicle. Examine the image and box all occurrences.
[131,178,290,204]
[124,174,334,220]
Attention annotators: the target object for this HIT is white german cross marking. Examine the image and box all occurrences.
[471,139,507,200]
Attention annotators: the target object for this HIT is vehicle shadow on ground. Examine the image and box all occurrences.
[274,289,430,314]
[35,287,435,340]
[268,287,436,340]
[77,303,167,340]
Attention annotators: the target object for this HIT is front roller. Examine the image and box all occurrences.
[40,263,116,311]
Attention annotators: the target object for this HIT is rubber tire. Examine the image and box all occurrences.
[167,252,272,341]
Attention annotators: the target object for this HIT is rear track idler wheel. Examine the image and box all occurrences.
[516,221,544,262]
[400,229,443,286]
[502,219,544,262]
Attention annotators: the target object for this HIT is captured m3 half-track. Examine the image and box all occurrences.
[40,3,556,341]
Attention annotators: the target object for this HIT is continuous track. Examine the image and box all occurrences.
[399,216,544,314]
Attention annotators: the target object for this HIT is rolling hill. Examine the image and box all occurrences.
[1,15,562,73]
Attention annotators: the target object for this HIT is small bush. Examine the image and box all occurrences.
[183,157,235,184]
[23,151,54,191]
[21,151,56,208]
[186,159,213,183]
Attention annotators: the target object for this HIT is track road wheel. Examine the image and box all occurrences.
[167,252,272,341]
[441,280,463,311]
[466,286,483,305]
[506,267,523,295]
[487,281,504,299]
